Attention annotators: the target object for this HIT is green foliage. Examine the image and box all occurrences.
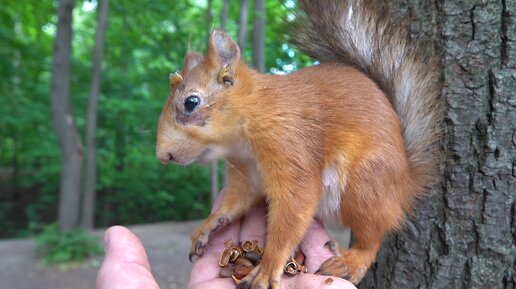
[35,224,102,264]
[0,0,314,238]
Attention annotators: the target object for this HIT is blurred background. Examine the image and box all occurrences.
[3,1,513,289]
[0,0,313,288]
[0,0,314,238]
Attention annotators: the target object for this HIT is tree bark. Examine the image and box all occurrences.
[220,0,229,31]
[50,0,83,231]
[252,0,265,72]
[238,0,249,55]
[81,0,109,230]
[359,1,516,288]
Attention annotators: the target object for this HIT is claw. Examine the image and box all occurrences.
[235,280,250,289]
[189,251,198,263]
[194,240,204,255]
[189,240,204,262]
[323,240,342,257]
[323,240,333,248]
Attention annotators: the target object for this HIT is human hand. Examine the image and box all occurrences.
[95,197,356,289]
[188,194,356,289]
[96,226,160,289]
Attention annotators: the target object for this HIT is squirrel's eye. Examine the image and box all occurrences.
[184,95,200,113]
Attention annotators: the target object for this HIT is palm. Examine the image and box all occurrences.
[96,201,356,289]
[188,204,356,289]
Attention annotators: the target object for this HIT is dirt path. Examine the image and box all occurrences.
[0,221,200,289]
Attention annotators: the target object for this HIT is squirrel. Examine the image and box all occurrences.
[156,0,442,288]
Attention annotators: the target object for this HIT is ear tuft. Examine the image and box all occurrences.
[169,72,183,88]
[217,64,234,86]
[208,30,240,65]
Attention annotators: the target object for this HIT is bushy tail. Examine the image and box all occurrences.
[293,0,443,187]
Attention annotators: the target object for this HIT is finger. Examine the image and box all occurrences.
[188,217,241,287]
[299,220,334,273]
[190,278,236,289]
[96,226,160,289]
[239,201,267,246]
[293,274,356,289]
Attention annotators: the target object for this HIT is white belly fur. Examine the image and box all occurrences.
[316,166,346,227]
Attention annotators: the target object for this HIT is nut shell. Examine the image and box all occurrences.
[235,256,253,268]
[219,247,232,267]
[219,267,234,278]
[233,266,253,279]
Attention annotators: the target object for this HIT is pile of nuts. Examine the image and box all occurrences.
[218,239,307,284]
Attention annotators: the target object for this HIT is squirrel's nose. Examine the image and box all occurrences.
[157,150,175,164]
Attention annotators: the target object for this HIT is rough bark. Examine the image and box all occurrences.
[252,0,265,72]
[238,0,249,55]
[359,1,516,288]
[81,0,109,230]
[50,0,83,231]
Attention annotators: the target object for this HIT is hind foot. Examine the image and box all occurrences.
[316,241,375,284]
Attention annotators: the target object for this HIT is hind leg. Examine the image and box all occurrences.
[316,229,383,284]
[317,184,406,284]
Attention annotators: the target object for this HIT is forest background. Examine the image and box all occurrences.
[1,0,514,288]
[0,0,310,238]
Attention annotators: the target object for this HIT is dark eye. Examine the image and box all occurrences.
[184,95,200,113]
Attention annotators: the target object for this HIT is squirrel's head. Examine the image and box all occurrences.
[156,30,247,165]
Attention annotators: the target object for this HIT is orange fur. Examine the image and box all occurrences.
[156,1,441,287]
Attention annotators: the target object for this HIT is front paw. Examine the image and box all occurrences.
[234,264,282,289]
[189,238,207,262]
[189,225,214,262]
[189,215,231,262]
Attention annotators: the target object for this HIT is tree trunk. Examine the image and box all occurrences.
[206,0,213,41]
[252,0,265,72]
[220,0,229,31]
[359,1,516,288]
[81,0,109,230]
[50,0,83,231]
[204,0,219,204]
[219,0,230,189]
[238,0,249,55]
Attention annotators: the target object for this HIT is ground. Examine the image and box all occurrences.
[0,221,199,289]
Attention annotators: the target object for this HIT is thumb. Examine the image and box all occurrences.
[294,274,357,289]
[96,226,160,289]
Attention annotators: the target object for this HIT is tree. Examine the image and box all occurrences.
[81,0,110,230]
[252,0,265,72]
[220,0,229,31]
[0,0,312,238]
[238,0,249,54]
[359,1,515,288]
[206,0,213,41]
[50,0,83,231]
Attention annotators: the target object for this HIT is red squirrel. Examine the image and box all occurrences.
[156,0,442,287]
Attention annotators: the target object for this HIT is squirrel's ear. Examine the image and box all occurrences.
[207,30,240,67]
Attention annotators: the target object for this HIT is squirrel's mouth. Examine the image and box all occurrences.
[194,149,215,164]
